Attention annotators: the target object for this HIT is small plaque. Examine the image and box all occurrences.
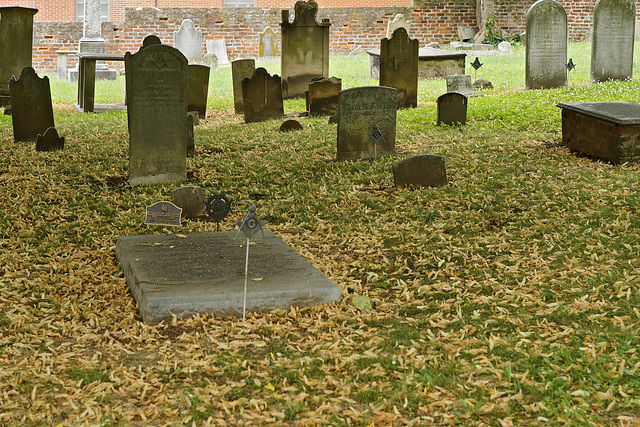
[145,201,182,226]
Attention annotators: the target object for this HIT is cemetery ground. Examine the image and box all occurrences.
[2,42,640,426]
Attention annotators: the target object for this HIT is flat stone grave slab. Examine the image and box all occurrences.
[116,230,341,323]
[368,47,465,80]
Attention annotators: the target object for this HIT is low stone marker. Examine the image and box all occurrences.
[172,185,207,219]
[231,59,255,115]
[188,63,210,119]
[242,67,284,123]
[437,92,468,126]
[115,230,341,323]
[337,86,397,160]
[279,119,303,132]
[446,74,472,97]
[393,155,448,188]
[259,27,278,58]
[590,0,635,83]
[380,27,419,109]
[557,101,640,163]
[307,76,341,116]
[36,127,64,151]
[9,66,55,141]
[206,39,229,66]
[174,19,203,63]
[186,113,195,157]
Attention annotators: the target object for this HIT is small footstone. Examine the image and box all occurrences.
[36,127,65,151]
[392,154,448,188]
[279,119,303,132]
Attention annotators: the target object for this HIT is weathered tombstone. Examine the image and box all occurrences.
[232,59,256,115]
[73,0,116,80]
[473,78,494,91]
[279,119,303,132]
[186,113,195,157]
[143,35,162,48]
[387,14,410,38]
[393,155,448,188]
[336,86,397,161]
[259,27,278,58]
[172,186,207,219]
[0,7,38,105]
[458,25,477,42]
[590,0,636,83]
[206,39,229,66]
[446,74,472,97]
[187,110,199,126]
[380,27,419,109]
[174,19,203,63]
[125,44,188,186]
[9,67,55,142]
[498,41,513,54]
[525,0,568,90]
[437,92,468,126]
[280,0,330,99]
[307,76,341,116]
[242,67,284,123]
[188,64,210,119]
[36,127,64,152]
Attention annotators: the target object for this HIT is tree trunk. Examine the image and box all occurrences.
[474,0,495,43]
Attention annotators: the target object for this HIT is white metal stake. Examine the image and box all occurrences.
[243,237,250,322]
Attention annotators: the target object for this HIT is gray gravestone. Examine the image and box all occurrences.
[590,0,636,83]
[75,0,116,80]
[172,186,207,219]
[307,76,341,116]
[232,59,256,115]
[393,155,448,188]
[280,0,330,99]
[174,19,203,64]
[387,14,410,38]
[337,86,397,161]
[437,92,468,126]
[9,67,55,142]
[259,27,278,58]
[446,74,472,97]
[458,25,477,42]
[242,67,284,124]
[125,44,188,186]
[498,41,513,54]
[380,27,419,109]
[526,0,568,90]
[188,64,210,119]
[36,127,64,152]
[206,39,229,66]
[0,7,38,105]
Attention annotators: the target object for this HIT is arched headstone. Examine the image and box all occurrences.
[9,67,54,141]
[380,27,419,109]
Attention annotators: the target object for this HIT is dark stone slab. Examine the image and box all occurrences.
[9,67,55,141]
[380,27,419,109]
[437,92,468,126]
[557,101,640,125]
[0,7,38,100]
[115,230,341,323]
[307,76,341,116]
[393,154,448,188]
[36,126,64,151]
[172,186,207,219]
[242,67,284,123]
[187,64,210,119]
[368,47,465,80]
[279,119,303,132]
[232,59,255,114]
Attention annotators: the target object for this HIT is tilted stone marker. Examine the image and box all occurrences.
[242,67,284,124]
[172,185,207,219]
[387,13,410,38]
[206,39,229,66]
[9,67,55,142]
[393,155,448,188]
[174,19,203,64]
[125,44,188,186]
[188,63,210,119]
[437,92,468,126]
[36,127,64,152]
[115,230,341,323]
[526,0,568,89]
[380,27,419,109]
[307,76,341,116]
[446,74,472,97]
[259,27,278,58]
[0,6,38,105]
[232,59,256,115]
[280,0,330,99]
[590,0,636,83]
[337,86,397,161]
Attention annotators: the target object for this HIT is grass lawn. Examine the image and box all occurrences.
[1,42,640,425]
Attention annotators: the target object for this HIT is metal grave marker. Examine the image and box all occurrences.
[145,201,182,227]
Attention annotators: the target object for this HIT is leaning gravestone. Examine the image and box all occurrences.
[232,59,256,115]
[387,14,410,38]
[446,74,472,97]
[172,185,207,219]
[0,7,38,106]
[280,0,330,99]
[393,155,448,188]
[242,67,284,123]
[590,0,635,83]
[36,127,64,152]
[307,76,341,116]
[525,0,568,89]
[437,92,468,126]
[188,64,210,119]
[336,86,397,161]
[9,67,55,142]
[174,19,203,63]
[206,39,229,66]
[380,27,419,109]
[125,44,188,186]
[259,27,278,58]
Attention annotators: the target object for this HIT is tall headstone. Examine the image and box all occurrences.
[242,67,284,124]
[259,27,278,58]
[525,0,568,90]
[336,86,397,161]
[232,59,256,115]
[387,14,410,38]
[380,27,419,109]
[0,7,38,105]
[437,92,468,126]
[307,76,341,116]
[174,19,203,63]
[280,0,330,99]
[188,64,210,119]
[9,67,55,142]
[125,44,188,186]
[590,0,636,83]
[77,0,116,80]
